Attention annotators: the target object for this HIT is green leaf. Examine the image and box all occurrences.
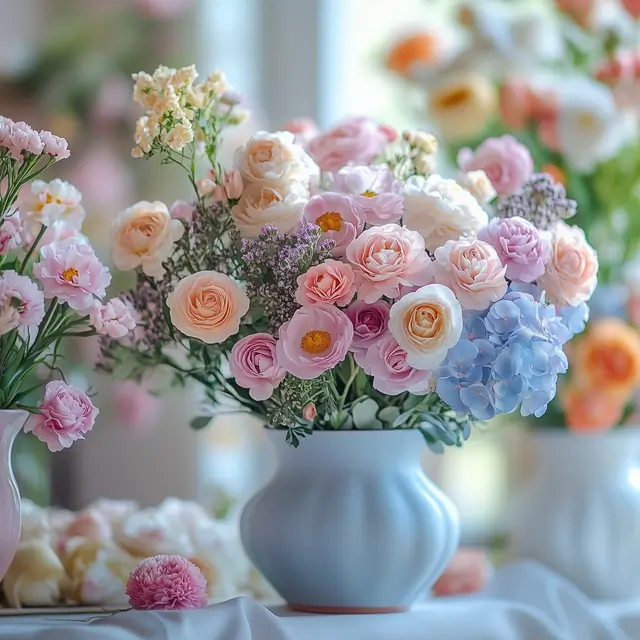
[378,406,401,424]
[353,397,381,429]
[392,409,416,428]
[190,416,211,430]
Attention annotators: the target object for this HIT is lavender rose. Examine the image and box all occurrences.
[345,300,391,356]
[478,216,550,284]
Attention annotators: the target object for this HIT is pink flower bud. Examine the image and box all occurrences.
[223,170,243,200]
[302,403,317,421]
[212,184,227,204]
[197,178,216,196]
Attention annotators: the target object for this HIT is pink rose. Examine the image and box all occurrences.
[24,381,98,452]
[111,380,161,433]
[307,116,393,172]
[433,238,508,311]
[90,298,137,338]
[363,334,433,395]
[281,118,319,149]
[0,212,22,254]
[345,224,433,303]
[537,222,598,307]
[457,135,533,197]
[0,270,45,336]
[276,304,353,379]
[170,200,194,223]
[345,299,390,355]
[329,165,404,225]
[34,239,111,311]
[303,192,364,257]
[295,259,357,307]
[478,216,549,283]
[229,333,286,400]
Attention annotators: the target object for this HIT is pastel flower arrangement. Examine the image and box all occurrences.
[0,116,135,451]
[99,63,597,449]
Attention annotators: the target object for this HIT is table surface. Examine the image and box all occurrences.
[0,562,639,640]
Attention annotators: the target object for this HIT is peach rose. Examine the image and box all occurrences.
[111,201,184,279]
[295,260,357,307]
[537,222,598,307]
[166,271,250,344]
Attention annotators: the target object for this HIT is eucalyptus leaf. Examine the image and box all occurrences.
[353,398,380,429]
[190,416,211,430]
[339,415,353,430]
[392,409,416,428]
[378,406,401,425]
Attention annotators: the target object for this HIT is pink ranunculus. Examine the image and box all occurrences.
[90,298,137,338]
[0,212,22,254]
[33,238,111,311]
[111,380,161,433]
[478,216,550,283]
[345,299,390,356]
[170,200,194,223]
[281,118,319,149]
[0,270,45,332]
[345,224,433,303]
[276,304,353,379]
[457,135,533,197]
[229,333,286,401]
[329,164,404,225]
[307,116,392,172]
[24,381,98,452]
[38,131,70,161]
[303,192,364,258]
[295,259,357,307]
[363,334,433,396]
[433,238,508,311]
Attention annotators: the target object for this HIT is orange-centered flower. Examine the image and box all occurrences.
[361,190,377,198]
[315,211,343,233]
[300,330,332,354]
[62,267,79,282]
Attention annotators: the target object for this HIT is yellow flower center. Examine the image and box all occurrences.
[578,112,596,129]
[435,87,471,110]
[316,211,343,233]
[62,267,79,282]
[361,190,377,198]
[300,330,332,354]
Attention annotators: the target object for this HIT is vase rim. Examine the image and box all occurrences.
[531,426,640,439]
[265,427,420,436]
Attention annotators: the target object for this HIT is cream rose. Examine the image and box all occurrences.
[167,271,250,344]
[231,182,306,238]
[403,174,488,253]
[538,222,598,307]
[389,284,462,370]
[111,201,184,279]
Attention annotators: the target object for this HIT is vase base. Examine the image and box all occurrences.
[288,603,408,614]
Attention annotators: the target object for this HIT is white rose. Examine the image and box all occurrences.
[231,182,306,238]
[403,174,488,252]
[388,284,463,370]
[457,170,496,205]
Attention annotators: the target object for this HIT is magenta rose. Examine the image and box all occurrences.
[345,299,390,356]
[307,116,394,172]
[229,333,286,400]
[478,216,550,283]
[457,135,533,197]
[25,381,98,452]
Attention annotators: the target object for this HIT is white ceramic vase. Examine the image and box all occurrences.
[240,429,459,613]
[509,428,640,599]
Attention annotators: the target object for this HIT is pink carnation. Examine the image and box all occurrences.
[38,131,70,160]
[478,216,549,283]
[229,333,286,400]
[457,135,533,197]
[303,192,364,257]
[125,555,208,611]
[90,298,137,338]
[0,270,45,336]
[330,164,404,225]
[8,120,44,159]
[307,116,393,172]
[362,334,432,395]
[34,239,111,311]
[345,224,433,303]
[0,213,22,254]
[276,304,353,379]
[24,381,98,452]
[345,299,390,355]
[295,259,357,307]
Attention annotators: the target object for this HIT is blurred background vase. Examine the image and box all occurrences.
[0,410,29,581]
[240,429,459,613]
[508,428,640,599]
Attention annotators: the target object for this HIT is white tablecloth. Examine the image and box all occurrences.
[1,562,639,640]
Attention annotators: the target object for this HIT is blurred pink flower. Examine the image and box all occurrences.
[0,212,22,254]
[90,298,137,338]
[538,119,561,152]
[65,509,111,540]
[91,75,131,125]
[433,548,490,597]
[499,79,532,130]
[281,118,319,149]
[170,200,194,223]
[136,0,193,20]
[621,0,640,18]
[112,381,161,433]
[0,270,45,335]
[295,259,357,307]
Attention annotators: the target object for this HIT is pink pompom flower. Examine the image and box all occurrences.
[295,259,357,307]
[125,555,208,610]
[24,381,98,452]
[276,304,353,379]
[329,164,404,225]
[229,333,286,401]
[90,298,137,338]
[457,135,533,197]
[0,270,45,336]
[345,299,390,356]
[33,238,111,311]
[0,212,23,254]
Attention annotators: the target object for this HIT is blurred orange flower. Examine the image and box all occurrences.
[541,164,566,186]
[563,385,624,433]
[499,79,532,130]
[386,33,440,78]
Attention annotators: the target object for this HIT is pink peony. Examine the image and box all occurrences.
[170,200,194,223]
[295,259,357,307]
[24,381,98,452]
[112,381,161,433]
[276,304,353,379]
[433,238,508,311]
[0,270,45,335]
[34,239,111,311]
[362,334,433,395]
[125,555,208,610]
[307,116,393,172]
[90,298,137,338]
[345,299,390,355]
[478,216,549,283]
[281,118,319,149]
[229,333,286,401]
[303,192,364,257]
[329,164,404,225]
[38,131,70,161]
[457,135,533,197]
[0,213,22,254]
[345,224,433,303]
